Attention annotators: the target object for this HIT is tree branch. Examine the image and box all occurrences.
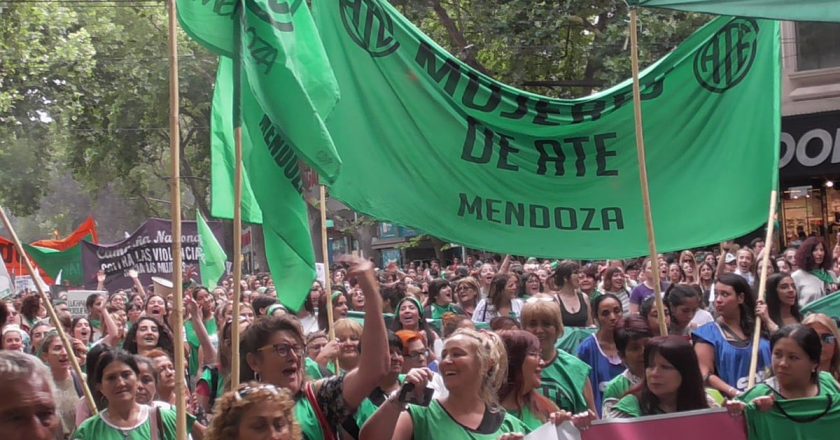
[427,0,491,76]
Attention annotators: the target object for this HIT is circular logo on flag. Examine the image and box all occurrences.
[339,0,400,57]
[693,18,759,93]
[247,0,304,32]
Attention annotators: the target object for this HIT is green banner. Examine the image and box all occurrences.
[179,0,342,182]
[197,212,227,288]
[311,0,780,259]
[801,290,840,320]
[628,0,840,23]
[213,57,316,312]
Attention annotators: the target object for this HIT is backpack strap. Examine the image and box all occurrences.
[71,372,84,398]
[305,382,337,440]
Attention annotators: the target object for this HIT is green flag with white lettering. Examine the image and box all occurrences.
[627,0,840,23]
[213,57,316,312]
[197,212,227,288]
[311,0,781,259]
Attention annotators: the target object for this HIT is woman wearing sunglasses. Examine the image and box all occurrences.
[240,256,388,440]
[803,314,840,382]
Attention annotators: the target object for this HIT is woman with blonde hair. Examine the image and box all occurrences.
[454,277,481,317]
[803,313,840,382]
[206,382,301,440]
[333,318,363,372]
[360,328,528,440]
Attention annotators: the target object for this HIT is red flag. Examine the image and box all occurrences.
[0,236,52,283]
[31,216,99,250]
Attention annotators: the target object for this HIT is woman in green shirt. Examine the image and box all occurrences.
[424,279,465,320]
[73,349,200,440]
[607,336,711,418]
[240,256,389,440]
[729,324,840,413]
[360,328,528,440]
[497,330,560,431]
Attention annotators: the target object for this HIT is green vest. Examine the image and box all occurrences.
[506,405,544,432]
[73,406,194,440]
[353,376,406,429]
[538,349,592,413]
[408,400,528,440]
[740,372,840,403]
[295,395,325,440]
[746,395,840,440]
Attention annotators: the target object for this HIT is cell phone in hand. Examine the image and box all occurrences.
[397,382,434,406]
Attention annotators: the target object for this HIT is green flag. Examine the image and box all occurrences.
[312,0,780,259]
[24,244,84,285]
[179,0,341,181]
[197,212,227,288]
[801,291,840,320]
[213,57,315,312]
[628,0,840,23]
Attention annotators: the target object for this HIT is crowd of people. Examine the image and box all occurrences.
[1,235,840,440]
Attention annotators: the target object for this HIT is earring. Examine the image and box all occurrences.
[254,372,261,382]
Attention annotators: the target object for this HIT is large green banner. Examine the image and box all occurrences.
[312,0,780,259]
[628,0,840,23]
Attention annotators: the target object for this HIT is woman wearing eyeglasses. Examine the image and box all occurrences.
[206,382,301,440]
[803,314,840,382]
[240,256,389,440]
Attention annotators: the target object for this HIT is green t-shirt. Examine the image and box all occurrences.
[427,303,465,320]
[601,370,638,414]
[611,394,645,418]
[740,372,840,403]
[185,319,217,380]
[506,405,544,432]
[746,395,840,440]
[198,366,226,407]
[73,405,194,440]
[295,396,324,440]
[305,356,337,380]
[354,376,406,429]
[408,400,528,439]
[538,349,592,413]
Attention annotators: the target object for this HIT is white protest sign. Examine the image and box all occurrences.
[14,275,34,293]
[66,290,106,317]
[316,263,326,285]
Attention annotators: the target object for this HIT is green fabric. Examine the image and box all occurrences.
[73,406,195,440]
[199,366,226,405]
[801,292,840,320]
[185,319,217,379]
[603,373,634,407]
[740,372,840,403]
[25,243,84,285]
[746,395,840,440]
[310,0,781,259]
[353,376,406,429]
[539,349,592,413]
[295,395,327,440]
[507,405,544,432]
[212,57,316,313]
[179,0,341,181]
[304,356,336,380]
[555,327,597,354]
[428,303,464,320]
[628,0,840,23]
[197,212,227,288]
[612,394,644,418]
[408,400,528,439]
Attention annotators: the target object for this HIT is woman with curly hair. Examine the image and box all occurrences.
[792,236,838,307]
[123,316,175,358]
[206,382,301,440]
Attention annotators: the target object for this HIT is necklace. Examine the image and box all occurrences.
[103,407,147,440]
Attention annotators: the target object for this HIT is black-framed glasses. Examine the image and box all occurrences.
[819,334,837,346]
[259,342,304,358]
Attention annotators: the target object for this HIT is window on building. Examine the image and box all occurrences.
[796,22,840,71]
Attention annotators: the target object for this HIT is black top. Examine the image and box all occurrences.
[559,292,589,327]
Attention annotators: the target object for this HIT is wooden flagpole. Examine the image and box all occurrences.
[0,207,98,415]
[230,125,243,389]
[748,190,778,388]
[320,185,337,341]
[629,8,667,336]
[166,0,187,438]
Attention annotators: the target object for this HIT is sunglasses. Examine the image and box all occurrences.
[819,334,837,346]
[234,383,281,400]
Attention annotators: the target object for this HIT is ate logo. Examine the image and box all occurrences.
[245,0,303,32]
[339,0,400,57]
[693,18,759,93]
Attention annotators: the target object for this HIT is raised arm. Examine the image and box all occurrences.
[186,294,217,366]
[339,255,389,409]
[129,269,147,298]
[98,302,121,348]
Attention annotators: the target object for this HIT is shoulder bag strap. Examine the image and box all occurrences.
[305,382,337,440]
